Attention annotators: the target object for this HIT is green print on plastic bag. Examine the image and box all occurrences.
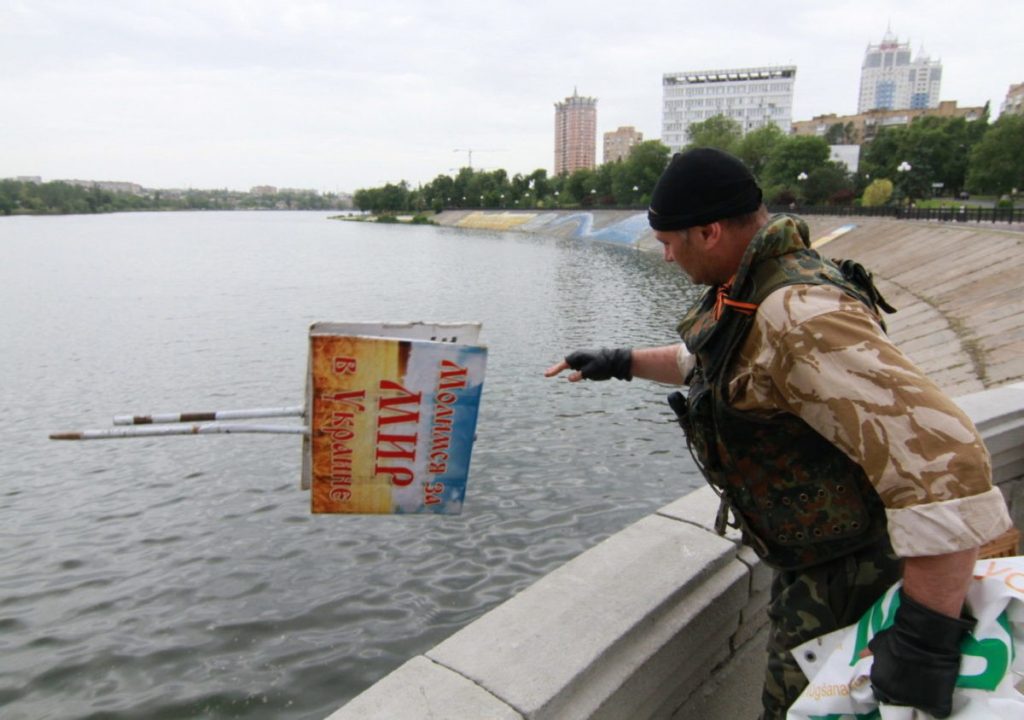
[958,621,1011,690]
[848,587,1011,691]
[849,590,900,666]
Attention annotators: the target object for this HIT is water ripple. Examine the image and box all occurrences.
[0,213,704,719]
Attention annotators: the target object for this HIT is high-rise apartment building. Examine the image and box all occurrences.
[857,28,942,112]
[603,126,643,164]
[661,66,796,154]
[554,89,597,176]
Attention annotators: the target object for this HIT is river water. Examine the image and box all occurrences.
[0,211,705,719]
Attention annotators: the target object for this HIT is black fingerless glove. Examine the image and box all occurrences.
[869,589,975,719]
[564,348,633,381]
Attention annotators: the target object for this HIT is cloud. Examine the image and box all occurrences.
[2,0,1021,192]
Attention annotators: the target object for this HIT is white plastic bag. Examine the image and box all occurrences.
[787,556,1024,719]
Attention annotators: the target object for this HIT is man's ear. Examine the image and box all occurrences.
[696,221,724,249]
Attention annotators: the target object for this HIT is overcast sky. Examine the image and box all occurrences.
[3,1,1021,194]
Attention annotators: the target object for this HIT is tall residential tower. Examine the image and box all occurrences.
[661,66,796,154]
[554,89,597,176]
[857,28,942,112]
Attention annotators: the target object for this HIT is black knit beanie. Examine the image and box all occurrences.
[647,148,763,231]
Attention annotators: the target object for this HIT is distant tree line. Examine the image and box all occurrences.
[356,108,1024,214]
[354,140,672,214]
[0,180,353,216]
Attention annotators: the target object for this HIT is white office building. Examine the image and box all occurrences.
[661,65,796,153]
[857,28,942,112]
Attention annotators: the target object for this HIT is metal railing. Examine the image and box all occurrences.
[768,204,1024,225]
[439,204,1024,225]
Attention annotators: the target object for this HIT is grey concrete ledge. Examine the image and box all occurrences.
[328,497,758,720]
[331,655,524,720]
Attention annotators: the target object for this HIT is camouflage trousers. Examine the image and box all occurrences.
[760,538,902,720]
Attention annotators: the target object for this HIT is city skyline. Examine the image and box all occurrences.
[2,1,1021,193]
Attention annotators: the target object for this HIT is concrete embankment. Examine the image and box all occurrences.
[327,211,1024,720]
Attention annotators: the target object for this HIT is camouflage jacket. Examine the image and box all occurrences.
[676,214,1011,564]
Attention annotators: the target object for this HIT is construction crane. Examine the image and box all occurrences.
[453,148,505,170]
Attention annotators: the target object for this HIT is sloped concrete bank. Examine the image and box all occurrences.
[328,213,1024,719]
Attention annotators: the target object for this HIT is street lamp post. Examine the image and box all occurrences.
[897,161,913,208]
[795,172,808,207]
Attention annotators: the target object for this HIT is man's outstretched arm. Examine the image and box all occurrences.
[544,344,690,385]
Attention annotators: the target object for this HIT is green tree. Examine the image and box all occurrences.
[859,126,907,184]
[353,181,411,213]
[861,179,894,207]
[761,135,831,202]
[610,140,670,206]
[527,169,551,205]
[803,163,854,205]
[564,168,597,205]
[860,114,990,198]
[593,162,616,204]
[900,117,964,197]
[685,114,742,154]
[509,172,530,204]
[421,172,455,210]
[737,124,785,181]
[966,114,1024,195]
[0,179,18,214]
[824,122,857,145]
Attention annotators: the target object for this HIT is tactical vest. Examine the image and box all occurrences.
[674,216,894,571]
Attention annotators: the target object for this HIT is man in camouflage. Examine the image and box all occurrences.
[545,148,1012,719]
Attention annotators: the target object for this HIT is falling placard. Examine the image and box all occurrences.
[305,322,486,514]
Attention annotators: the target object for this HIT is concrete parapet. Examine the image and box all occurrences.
[331,655,524,719]
[327,498,767,720]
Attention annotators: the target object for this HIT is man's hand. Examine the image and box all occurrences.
[544,348,633,382]
[868,589,975,718]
